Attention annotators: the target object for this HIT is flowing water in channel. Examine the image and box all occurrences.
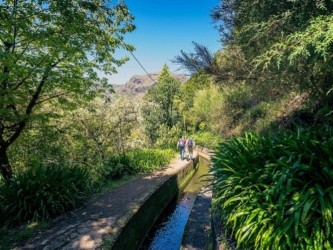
[139,158,210,250]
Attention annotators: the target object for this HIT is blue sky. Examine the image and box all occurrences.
[108,0,221,85]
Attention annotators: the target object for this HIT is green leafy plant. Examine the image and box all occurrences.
[126,148,175,173]
[0,164,92,227]
[194,131,221,149]
[155,125,181,149]
[102,154,135,180]
[100,149,175,180]
[212,126,333,249]
[0,1,135,182]
[142,65,182,143]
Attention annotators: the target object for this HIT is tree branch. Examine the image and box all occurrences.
[0,121,4,144]
[36,91,69,105]
[13,56,48,90]
[7,59,63,146]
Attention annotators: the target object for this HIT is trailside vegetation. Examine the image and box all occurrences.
[0,91,176,227]
[212,128,333,249]
[0,0,135,182]
[206,1,333,249]
[2,0,333,249]
[0,1,177,231]
[142,65,181,143]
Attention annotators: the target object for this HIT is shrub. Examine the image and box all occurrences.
[127,148,175,173]
[155,125,181,149]
[0,164,92,227]
[102,154,135,180]
[194,131,221,149]
[212,126,333,249]
[100,148,175,180]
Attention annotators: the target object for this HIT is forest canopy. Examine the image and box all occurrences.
[0,0,135,182]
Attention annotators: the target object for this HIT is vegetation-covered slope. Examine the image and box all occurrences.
[1,0,333,249]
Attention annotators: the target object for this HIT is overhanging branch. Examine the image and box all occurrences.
[7,59,63,146]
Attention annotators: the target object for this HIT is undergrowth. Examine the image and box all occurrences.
[212,126,333,249]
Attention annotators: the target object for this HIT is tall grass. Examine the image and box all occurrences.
[212,126,333,249]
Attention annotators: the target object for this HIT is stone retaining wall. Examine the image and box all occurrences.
[196,146,212,162]
[109,154,199,250]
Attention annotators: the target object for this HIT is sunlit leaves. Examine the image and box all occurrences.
[212,127,333,249]
[257,15,333,64]
[65,96,138,167]
[213,0,333,98]
[172,42,216,75]
[142,65,181,142]
[0,0,135,180]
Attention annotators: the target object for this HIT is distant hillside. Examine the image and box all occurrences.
[113,72,188,95]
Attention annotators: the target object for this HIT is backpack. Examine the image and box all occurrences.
[179,139,185,148]
[187,139,193,147]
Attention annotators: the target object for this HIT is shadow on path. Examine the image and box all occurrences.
[18,155,195,250]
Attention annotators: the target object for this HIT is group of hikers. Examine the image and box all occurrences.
[177,136,195,160]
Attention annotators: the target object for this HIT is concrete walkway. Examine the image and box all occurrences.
[18,153,199,250]
[181,185,212,250]
[181,150,213,250]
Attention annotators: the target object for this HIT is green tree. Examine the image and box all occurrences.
[212,0,333,97]
[172,42,217,75]
[0,1,135,182]
[142,65,181,142]
[173,72,211,132]
[110,96,138,157]
[189,84,224,133]
[62,95,138,170]
[8,104,67,172]
[142,101,163,143]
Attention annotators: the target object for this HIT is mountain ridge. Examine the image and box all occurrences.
[113,72,188,95]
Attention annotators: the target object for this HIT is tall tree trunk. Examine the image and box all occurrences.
[0,145,13,183]
[0,71,48,183]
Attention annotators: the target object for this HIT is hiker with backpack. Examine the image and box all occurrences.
[177,136,186,160]
[186,136,195,160]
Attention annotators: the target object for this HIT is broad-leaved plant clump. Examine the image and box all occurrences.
[212,126,333,249]
[0,164,92,227]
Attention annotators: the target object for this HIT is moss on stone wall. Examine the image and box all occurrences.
[109,156,199,250]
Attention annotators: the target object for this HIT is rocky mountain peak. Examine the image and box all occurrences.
[113,72,188,95]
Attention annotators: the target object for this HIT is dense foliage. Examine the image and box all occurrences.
[212,0,333,99]
[127,148,175,173]
[0,164,92,227]
[142,65,182,143]
[0,0,135,182]
[197,1,333,249]
[2,1,333,249]
[0,89,177,227]
[173,0,333,139]
[100,148,175,180]
[212,127,333,249]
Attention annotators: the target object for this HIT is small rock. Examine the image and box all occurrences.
[90,214,100,220]
[77,227,91,234]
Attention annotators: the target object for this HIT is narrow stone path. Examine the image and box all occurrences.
[181,185,212,250]
[181,150,213,250]
[17,155,196,250]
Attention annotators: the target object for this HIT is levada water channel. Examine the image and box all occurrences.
[139,156,211,250]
